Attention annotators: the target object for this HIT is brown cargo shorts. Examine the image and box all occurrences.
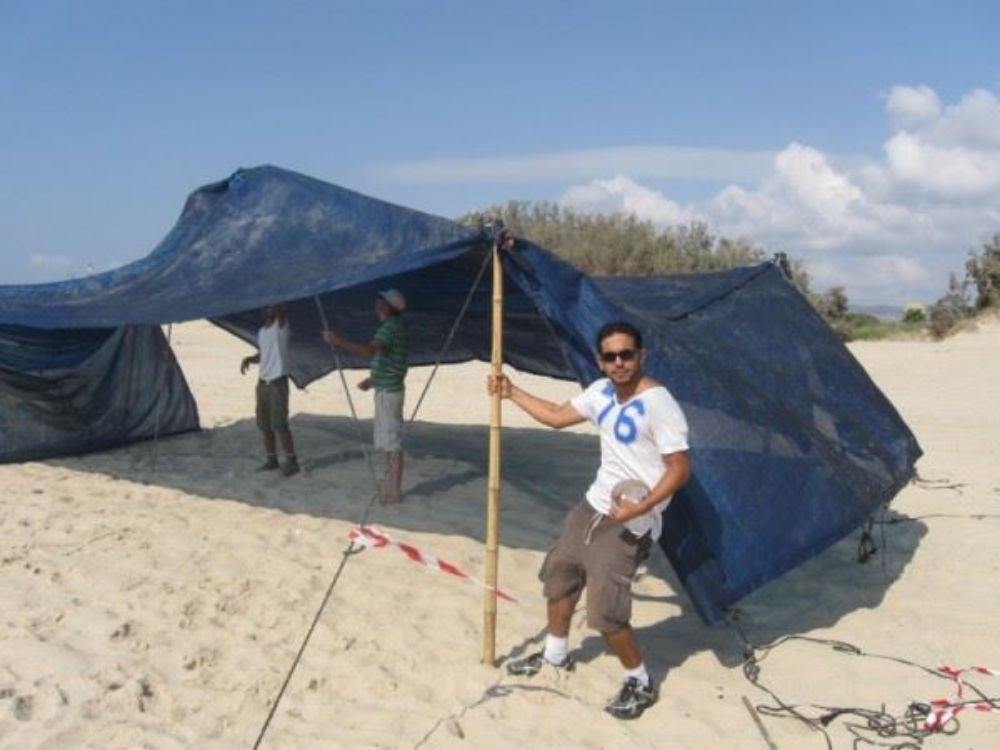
[539,499,651,632]
[256,376,290,433]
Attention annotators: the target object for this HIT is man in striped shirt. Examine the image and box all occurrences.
[322,288,409,504]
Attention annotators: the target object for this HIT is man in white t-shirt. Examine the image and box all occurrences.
[240,302,299,476]
[488,321,690,719]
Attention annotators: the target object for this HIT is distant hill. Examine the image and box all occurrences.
[850,304,904,321]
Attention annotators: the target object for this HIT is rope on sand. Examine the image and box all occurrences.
[252,247,493,748]
[251,540,365,750]
[727,617,1000,750]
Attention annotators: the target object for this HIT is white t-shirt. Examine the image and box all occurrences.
[257,321,290,382]
[571,378,689,540]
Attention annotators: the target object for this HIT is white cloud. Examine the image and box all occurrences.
[926,88,1000,149]
[885,131,1000,197]
[885,85,941,129]
[553,85,1000,305]
[28,252,75,272]
[372,84,998,305]
[878,88,1000,198]
[374,146,774,184]
[804,255,933,305]
[870,254,930,284]
[25,252,112,281]
[559,175,695,225]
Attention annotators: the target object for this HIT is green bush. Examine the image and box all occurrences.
[831,313,884,341]
[902,305,926,324]
[462,202,767,276]
[463,204,995,340]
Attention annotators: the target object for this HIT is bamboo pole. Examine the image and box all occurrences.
[483,236,505,666]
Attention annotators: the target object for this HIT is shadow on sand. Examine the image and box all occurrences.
[48,411,926,678]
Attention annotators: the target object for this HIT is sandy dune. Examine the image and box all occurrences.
[2,318,998,749]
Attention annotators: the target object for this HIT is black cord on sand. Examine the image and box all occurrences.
[252,298,391,749]
[912,472,966,493]
[251,539,366,750]
[727,614,1000,750]
[254,271,491,749]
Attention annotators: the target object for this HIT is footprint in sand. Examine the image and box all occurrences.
[137,678,154,712]
[182,648,219,672]
[13,694,33,721]
[179,599,201,629]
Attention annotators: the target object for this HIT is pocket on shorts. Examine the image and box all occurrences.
[592,572,632,631]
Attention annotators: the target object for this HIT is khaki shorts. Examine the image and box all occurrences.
[256,377,290,433]
[373,389,404,451]
[539,500,651,632]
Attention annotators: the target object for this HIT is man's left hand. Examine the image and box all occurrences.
[609,493,645,523]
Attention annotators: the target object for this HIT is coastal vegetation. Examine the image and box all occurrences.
[462,202,999,342]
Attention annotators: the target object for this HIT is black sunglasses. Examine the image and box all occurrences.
[599,348,638,363]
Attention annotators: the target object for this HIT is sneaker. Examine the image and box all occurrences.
[605,677,657,719]
[257,457,280,471]
[505,650,574,677]
[281,457,300,477]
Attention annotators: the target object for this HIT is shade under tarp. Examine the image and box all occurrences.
[0,165,921,623]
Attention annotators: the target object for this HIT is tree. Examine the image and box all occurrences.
[461,204,766,275]
[814,286,849,322]
[928,273,971,339]
[460,202,856,325]
[965,233,1000,311]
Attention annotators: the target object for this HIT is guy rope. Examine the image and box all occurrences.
[253,237,496,747]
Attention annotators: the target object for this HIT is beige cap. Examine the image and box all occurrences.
[378,288,406,313]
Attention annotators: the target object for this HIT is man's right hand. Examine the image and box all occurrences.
[240,357,252,375]
[487,373,512,399]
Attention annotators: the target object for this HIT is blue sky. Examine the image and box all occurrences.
[2,1,998,305]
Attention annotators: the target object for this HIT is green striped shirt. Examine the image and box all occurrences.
[370,316,408,392]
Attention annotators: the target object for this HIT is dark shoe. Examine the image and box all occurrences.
[281,457,300,477]
[257,457,280,471]
[605,677,657,719]
[505,650,574,677]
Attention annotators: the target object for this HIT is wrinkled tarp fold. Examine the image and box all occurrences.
[0,325,199,463]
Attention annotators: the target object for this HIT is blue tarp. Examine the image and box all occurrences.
[0,165,921,623]
[0,324,199,462]
[593,269,920,617]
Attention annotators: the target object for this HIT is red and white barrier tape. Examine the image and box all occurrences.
[348,526,518,603]
[924,664,998,731]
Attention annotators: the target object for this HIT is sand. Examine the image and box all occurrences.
[1,318,998,749]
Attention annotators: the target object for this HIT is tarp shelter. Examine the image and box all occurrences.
[0,165,921,623]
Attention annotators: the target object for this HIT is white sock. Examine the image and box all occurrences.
[625,663,650,688]
[543,634,569,665]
